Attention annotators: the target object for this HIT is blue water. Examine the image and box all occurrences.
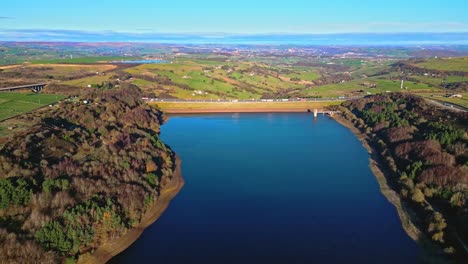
[111,113,419,263]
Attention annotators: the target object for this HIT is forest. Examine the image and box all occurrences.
[0,83,176,263]
[337,93,467,260]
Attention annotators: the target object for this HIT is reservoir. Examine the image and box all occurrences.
[111,113,419,263]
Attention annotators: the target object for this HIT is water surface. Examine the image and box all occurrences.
[112,113,418,263]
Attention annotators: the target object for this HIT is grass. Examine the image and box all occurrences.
[0,92,65,121]
[438,97,468,109]
[123,61,321,99]
[123,59,444,101]
[127,63,261,99]
[286,70,320,81]
[303,78,441,98]
[62,73,114,87]
[0,57,458,104]
[422,94,468,109]
[415,57,468,72]
[0,64,117,81]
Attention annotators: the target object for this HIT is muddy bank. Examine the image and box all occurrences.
[77,157,184,264]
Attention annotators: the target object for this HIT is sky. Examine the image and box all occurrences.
[1,0,467,34]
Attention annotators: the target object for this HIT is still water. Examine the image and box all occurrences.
[112,113,418,263]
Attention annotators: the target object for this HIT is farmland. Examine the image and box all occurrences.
[0,63,117,86]
[0,92,65,121]
[0,44,466,117]
[414,57,468,72]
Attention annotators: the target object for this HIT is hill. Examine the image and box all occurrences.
[336,93,468,261]
[0,84,179,263]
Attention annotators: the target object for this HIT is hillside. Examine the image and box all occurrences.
[0,83,178,263]
[336,93,468,261]
[1,53,466,110]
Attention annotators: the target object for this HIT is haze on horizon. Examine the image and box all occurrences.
[1,0,467,35]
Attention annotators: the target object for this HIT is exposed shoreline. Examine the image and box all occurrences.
[77,156,184,264]
[331,115,423,241]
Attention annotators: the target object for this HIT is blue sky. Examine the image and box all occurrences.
[1,0,467,34]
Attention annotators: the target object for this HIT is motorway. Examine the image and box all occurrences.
[144,96,467,113]
[142,96,362,103]
[425,98,467,112]
[0,83,47,92]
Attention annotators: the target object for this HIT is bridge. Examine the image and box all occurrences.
[0,83,46,93]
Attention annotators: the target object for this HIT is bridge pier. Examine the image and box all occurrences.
[31,85,44,93]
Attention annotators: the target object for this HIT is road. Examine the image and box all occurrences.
[142,96,362,103]
[0,83,46,92]
[425,98,467,112]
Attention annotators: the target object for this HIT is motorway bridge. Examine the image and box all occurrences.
[0,83,46,92]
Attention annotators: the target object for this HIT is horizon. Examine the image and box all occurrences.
[1,30,468,45]
[2,0,468,35]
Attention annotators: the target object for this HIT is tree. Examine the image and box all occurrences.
[411,188,425,203]
[35,221,72,255]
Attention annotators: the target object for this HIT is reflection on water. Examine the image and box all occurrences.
[111,113,419,264]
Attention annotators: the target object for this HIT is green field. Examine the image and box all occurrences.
[62,73,115,87]
[0,93,65,121]
[123,60,324,99]
[303,78,440,98]
[1,54,466,103]
[422,94,468,109]
[415,57,468,72]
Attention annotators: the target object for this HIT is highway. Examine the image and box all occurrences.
[142,96,362,103]
[0,83,47,92]
[425,98,467,112]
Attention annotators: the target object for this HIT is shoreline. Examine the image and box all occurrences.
[332,114,458,261]
[77,156,184,264]
[331,115,423,241]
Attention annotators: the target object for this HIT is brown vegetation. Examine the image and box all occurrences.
[0,83,177,263]
[336,93,468,261]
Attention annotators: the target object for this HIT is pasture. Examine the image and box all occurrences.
[0,92,65,121]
